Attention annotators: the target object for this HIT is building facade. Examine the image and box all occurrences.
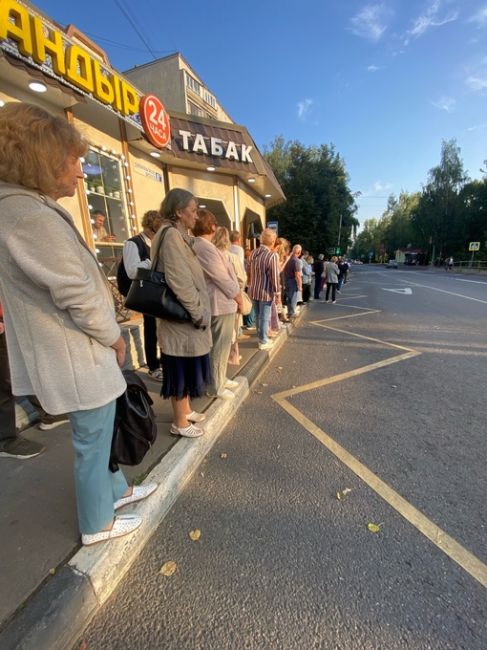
[0,0,285,274]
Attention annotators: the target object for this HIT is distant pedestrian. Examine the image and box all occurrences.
[324,256,339,303]
[337,257,349,291]
[313,254,325,299]
[301,252,313,303]
[445,256,454,271]
[283,244,303,319]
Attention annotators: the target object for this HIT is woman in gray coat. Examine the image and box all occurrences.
[153,189,212,438]
[0,103,157,546]
[324,256,340,303]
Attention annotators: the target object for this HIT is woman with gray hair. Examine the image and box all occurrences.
[152,189,212,436]
[0,102,158,546]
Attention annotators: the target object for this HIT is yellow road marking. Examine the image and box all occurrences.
[273,297,487,589]
[272,395,487,590]
[310,310,382,323]
[273,350,419,400]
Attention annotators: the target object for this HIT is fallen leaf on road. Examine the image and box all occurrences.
[367,523,381,533]
[277,366,283,371]
[391,385,397,388]
[262,383,268,386]
[160,561,177,576]
[220,452,228,459]
[200,472,205,478]
[336,488,352,500]
[189,529,201,541]
[49,568,56,576]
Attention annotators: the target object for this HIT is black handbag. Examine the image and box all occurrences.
[110,370,157,472]
[125,226,191,322]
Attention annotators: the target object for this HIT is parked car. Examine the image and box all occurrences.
[386,259,398,268]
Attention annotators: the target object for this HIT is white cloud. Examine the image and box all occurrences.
[466,75,487,90]
[367,64,381,72]
[430,95,456,112]
[468,5,487,26]
[297,98,313,120]
[465,57,487,91]
[404,0,458,45]
[372,181,393,192]
[349,4,393,42]
[467,123,487,131]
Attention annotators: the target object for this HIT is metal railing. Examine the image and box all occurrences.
[451,260,487,273]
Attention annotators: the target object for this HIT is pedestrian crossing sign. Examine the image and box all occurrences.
[468,242,480,251]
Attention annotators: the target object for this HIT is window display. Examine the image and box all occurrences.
[82,149,130,264]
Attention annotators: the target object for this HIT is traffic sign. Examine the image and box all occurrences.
[469,242,480,251]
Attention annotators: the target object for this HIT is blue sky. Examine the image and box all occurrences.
[38,0,487,225]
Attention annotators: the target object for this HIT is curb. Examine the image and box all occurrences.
[0,316,299,650]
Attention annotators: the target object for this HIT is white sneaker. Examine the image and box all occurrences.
[81,514,142,546]
[216,388,235,400]
[148,368,163,382]
[258,341,274,351]
[224,378,239,390]
[114,483,158,510]
[170,422,205,437]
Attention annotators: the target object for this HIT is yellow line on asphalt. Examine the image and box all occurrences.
[272,396,487,590]
[310,310,382,323]
[312,322,417,353]
[273,350,419,400]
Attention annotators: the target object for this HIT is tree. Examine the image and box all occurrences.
[412,139,467,263]
[264,138,359,254]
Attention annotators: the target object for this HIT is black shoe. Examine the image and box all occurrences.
[0,436,45,459]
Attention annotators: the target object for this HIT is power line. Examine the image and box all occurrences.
[84,31,173,56]
[114,0,158,60]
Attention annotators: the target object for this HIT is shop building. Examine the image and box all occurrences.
[0,2,284,271]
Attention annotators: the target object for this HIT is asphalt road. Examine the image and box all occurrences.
[80,266,487,650]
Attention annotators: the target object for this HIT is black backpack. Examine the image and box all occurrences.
[110,370,157,472]
[116,235,150,297]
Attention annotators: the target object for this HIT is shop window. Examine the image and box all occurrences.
[82,149,130,265]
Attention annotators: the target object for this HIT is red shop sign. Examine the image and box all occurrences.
[139,95,171,148]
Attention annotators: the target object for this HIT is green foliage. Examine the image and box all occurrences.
[264,137,359,254]
[351,140,487,262]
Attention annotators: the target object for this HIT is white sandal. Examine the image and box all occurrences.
[170,422,204,438]
[114,482,158,511]
[81,514,142,546]
[187,410,206,423]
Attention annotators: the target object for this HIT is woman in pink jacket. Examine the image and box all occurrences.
[193,210,243,400]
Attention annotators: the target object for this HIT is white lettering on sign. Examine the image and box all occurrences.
[210,137,223,156]
[178,130,253,163]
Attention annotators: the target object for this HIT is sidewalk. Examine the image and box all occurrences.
[0,316,301,650]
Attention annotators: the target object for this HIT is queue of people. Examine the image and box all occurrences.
[0,101,352,549]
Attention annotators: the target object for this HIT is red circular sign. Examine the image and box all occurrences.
[139,95,171,149]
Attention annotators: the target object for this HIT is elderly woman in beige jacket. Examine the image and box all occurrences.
[152,189,212,438]
[0,103,157,546]
[193,211,243,400]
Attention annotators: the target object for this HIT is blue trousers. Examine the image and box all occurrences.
[285,279,298,318]
[252,299,272,344]
[69,400,128,534]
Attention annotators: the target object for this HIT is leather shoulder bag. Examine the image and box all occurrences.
[125,226,191,322]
